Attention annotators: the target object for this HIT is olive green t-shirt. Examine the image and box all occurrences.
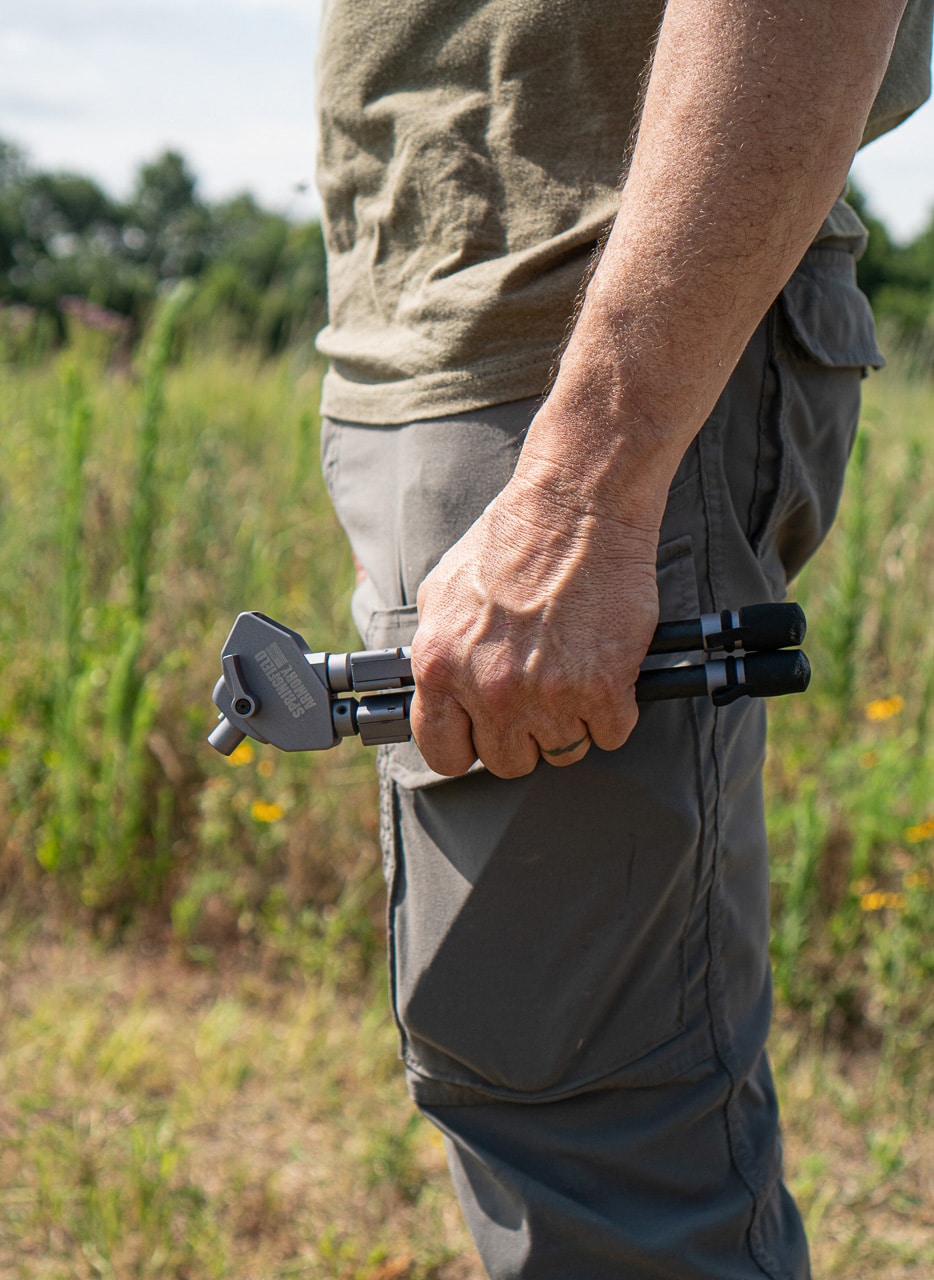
[315,0,933,425]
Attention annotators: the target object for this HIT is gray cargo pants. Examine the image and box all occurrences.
[320,245,883,1279]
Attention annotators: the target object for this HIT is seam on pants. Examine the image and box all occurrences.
[384,774,409,1059]
[712,716,777,1280]
[748,311,775,546]
[743,316,804,1280]
[682,692,706,1009]
[699,426,777,1280]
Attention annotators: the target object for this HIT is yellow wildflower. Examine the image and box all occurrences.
[226,740,255,767]
[257,758,275,778]
[864,695,905,722]
[251,801,284,823]
[903,869,931,890]
[905,818,934,844]
[860,890,907,912]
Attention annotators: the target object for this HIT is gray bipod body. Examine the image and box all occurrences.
[208,603,811,758]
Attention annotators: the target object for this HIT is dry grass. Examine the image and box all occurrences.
[0,919,482,1279]
[772,1010,933,1278]
[1,920,929,1279]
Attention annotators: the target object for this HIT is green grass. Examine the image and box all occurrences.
[0,325,377,936]
[0,336,931,1276]
[766,365,934,1069]
[0,926,475,1279]
[0,923,927,1280]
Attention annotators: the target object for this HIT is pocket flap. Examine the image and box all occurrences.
[780,249,885,369]
[363,603,419,649]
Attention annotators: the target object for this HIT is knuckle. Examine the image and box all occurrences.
[479,666,523,709]
[541,672,581,715]
[472,728,538,780]
[411,633,459,696]
[411,725,475,778]
[485,754,537,781]
[590,696,639,752]
[427,753,475,778]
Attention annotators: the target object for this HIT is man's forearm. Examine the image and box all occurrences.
[525,0,908,517]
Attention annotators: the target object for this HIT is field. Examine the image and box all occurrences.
[0,310,932,1277]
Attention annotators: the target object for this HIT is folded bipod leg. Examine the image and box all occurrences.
[647,602,806,655]
[635,648,811,707]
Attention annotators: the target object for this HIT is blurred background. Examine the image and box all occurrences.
[4,0,934,236]
[2,0,319,219]
[0,5,932,1278]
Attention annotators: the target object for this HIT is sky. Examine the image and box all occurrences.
[2,0,933,242]
[1,0,321,222]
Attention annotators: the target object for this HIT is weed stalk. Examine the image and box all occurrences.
[822,429,871,735]
[39,367,93,874]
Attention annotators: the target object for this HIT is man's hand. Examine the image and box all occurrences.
[409,431,669,778]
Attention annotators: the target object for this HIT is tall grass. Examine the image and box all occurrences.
[0,328,376,943]
[767,364,934,1071]
[0,336,930,1015]
[35,290,193,916]
[0,334,930,1277]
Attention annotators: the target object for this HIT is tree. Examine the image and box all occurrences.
[123,150,212,280]
[0,137,329,351]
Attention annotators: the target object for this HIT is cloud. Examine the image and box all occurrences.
[2,0,317,39]
[202,0,317,14]
[853,99,934,241]
[0,0,319,210]
[0,92,84,120]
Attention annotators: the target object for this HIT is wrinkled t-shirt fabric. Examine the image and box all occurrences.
[315,0,933,426]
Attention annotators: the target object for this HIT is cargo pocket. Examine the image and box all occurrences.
[374,538,714,1103]
[755,245,884,588]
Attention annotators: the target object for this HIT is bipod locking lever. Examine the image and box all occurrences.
[207,602,810,758]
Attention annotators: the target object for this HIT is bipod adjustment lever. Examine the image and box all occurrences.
[208,602,811,757]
